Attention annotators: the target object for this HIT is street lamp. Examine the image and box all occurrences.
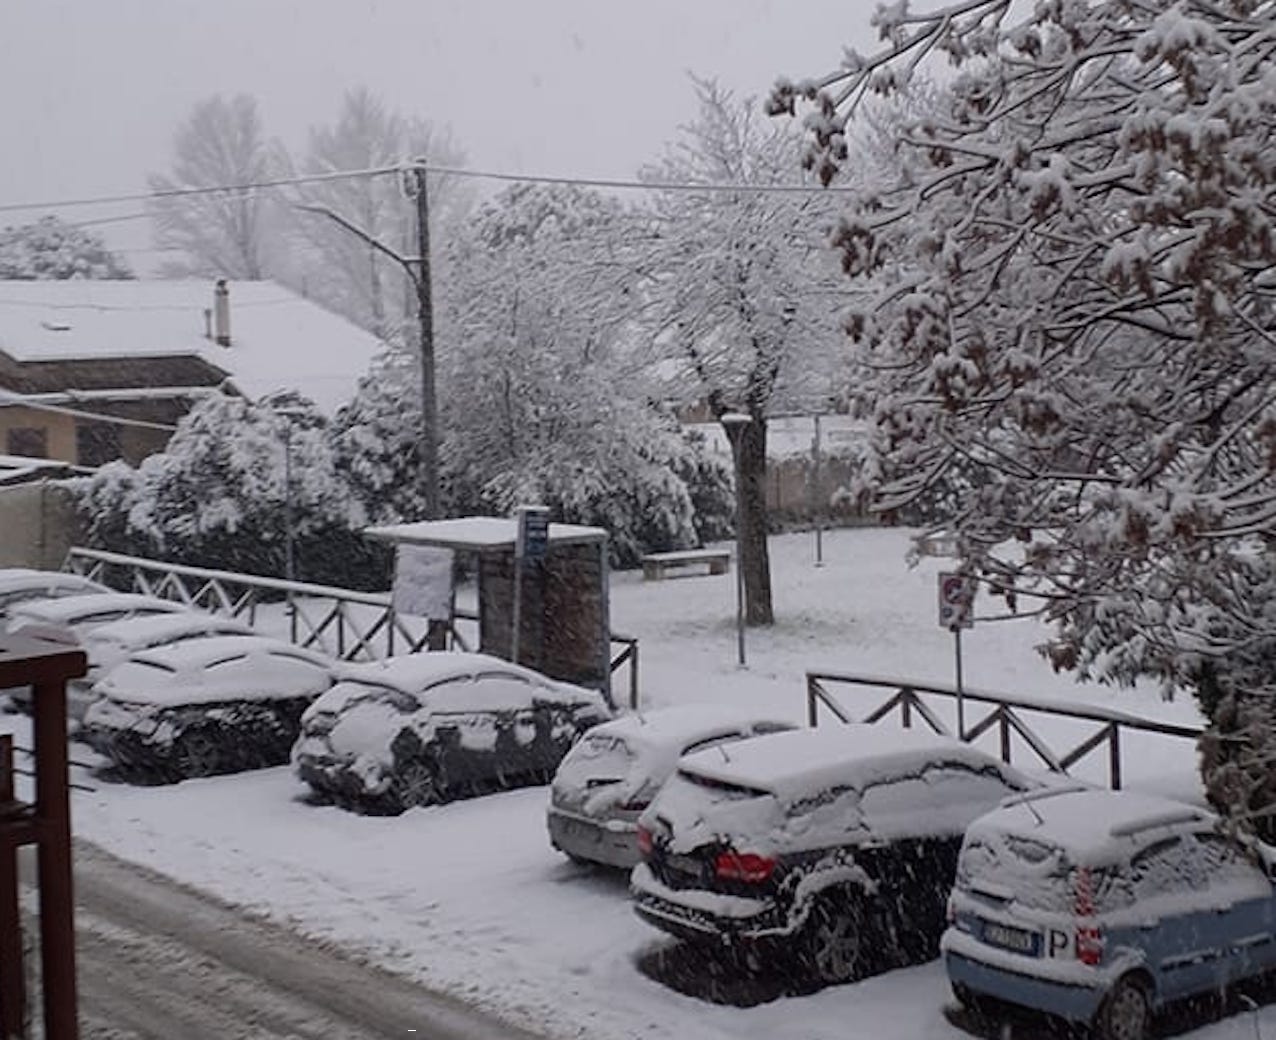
[721,412,752,668]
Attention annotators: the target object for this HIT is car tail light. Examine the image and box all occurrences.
[714,849,776,883]
[1074,866,1103,965]
[637,824,653,858]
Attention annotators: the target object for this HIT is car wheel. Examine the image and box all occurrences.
[801,890,872,985]
[1094,974,1151,1040]
[951,982,990,1018]
[173,728,222,779]
[389,760,442,811]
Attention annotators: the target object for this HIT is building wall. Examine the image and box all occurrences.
[0,406,76,464]
[0,481,82,569]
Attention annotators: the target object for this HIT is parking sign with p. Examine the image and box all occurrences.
[938,572,976,630]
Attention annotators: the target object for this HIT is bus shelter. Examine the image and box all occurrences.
[364,516,613,704]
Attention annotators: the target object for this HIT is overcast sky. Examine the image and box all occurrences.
[2,0,878,267]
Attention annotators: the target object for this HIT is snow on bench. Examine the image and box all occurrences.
[641,549,731,581]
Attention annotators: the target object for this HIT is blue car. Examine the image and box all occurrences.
[943,787,1276,1040]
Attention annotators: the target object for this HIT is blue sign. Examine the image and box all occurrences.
[518,507,550,564]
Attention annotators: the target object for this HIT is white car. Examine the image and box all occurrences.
[6,591,188,637]
[293,652,614,814]
[0,568,108,622]
[81,635,335,781]
[547,705,796,869]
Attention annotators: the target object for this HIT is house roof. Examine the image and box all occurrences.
[0,280,387,414]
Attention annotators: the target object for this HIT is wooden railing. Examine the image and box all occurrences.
[66,548,462,662]
[610,634,640,710]
[806,671,1202,790]
[62,549,640,705]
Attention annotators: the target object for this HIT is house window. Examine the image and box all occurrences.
[6,427,48,459]
[76,422,121,467]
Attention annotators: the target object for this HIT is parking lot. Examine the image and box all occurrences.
[3,528,1249,1040]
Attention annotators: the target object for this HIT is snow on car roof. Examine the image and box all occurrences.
[99,634,333,706]
[9,592,187,624]
[126,633,328,672]
[337,651,567,694]
[83,611,250,647]
[592,705,793,748]
[0,569,102,594]
[967,788,1218,866]
[679,724,994,797]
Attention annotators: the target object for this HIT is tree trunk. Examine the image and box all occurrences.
[729,416,774,625]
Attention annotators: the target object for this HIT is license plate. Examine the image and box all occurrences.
[665,853,702,876]
[982,921,1038,955]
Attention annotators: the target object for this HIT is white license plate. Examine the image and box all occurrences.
[983,922,1037,954]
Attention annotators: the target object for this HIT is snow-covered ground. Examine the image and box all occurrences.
[6,527,1265,1039]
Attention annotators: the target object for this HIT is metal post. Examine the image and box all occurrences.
[284,421,295,584]
[722,413,751,669]
[413,164,440,520]
[812,414,824,567]
[511,549,523,667]
[954,627,966,741]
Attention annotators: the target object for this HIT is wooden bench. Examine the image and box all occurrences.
[641,549,731,581]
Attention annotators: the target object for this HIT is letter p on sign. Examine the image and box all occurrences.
[938,572,976,630]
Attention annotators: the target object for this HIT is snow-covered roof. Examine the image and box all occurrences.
[594,705,792,749]
[0,280,387,414]
[687,415,868,462]
[0,453,83,484]
[364,517,609,550]
[336,651,566,694]
[95,634,332,706]
[967,788,1217,866]
[679,723,991,797]
[8,592,186,626]
[83,611,252,651]
[121,633,328,673]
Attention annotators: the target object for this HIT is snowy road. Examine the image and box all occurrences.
[23,841,549,1040]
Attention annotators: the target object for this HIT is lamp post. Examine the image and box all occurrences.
[721,412,752,668]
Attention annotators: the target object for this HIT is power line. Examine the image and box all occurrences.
[0,160,858,218]
[0,163,406,215]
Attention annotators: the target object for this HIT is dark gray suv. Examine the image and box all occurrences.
[632,724,1032,988]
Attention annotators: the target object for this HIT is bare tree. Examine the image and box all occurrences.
[290,87,470,344]
[641,80,848,625]
[148,94,282,279]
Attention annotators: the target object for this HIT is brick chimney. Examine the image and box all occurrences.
[213,279,231,347]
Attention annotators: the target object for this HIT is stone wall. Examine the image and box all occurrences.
[0,481,82,570]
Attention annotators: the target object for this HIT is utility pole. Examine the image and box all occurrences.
[294,162,441,522]
[412,163,440,521]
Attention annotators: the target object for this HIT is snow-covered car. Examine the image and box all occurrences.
[547,705,797,869]
[631,724,1033,989]
[80,611,255,686]
[57,611,257,720]
[0,568,108,622]
[5,592,193,714]
[80,635,335,782]
[6,591,188,637]
[943,787,1276,1040]
[293,652,614,814]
